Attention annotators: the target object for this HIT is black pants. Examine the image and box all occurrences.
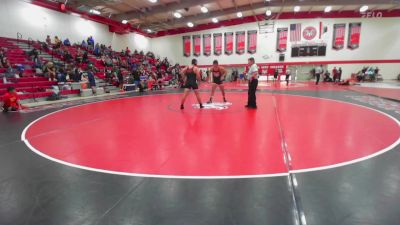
[315,73,321,85]
[247,79,258,107]
[286,75,290,85]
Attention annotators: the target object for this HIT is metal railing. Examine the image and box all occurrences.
[17,32,22,43]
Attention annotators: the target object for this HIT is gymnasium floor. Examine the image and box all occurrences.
[1,81,400,225]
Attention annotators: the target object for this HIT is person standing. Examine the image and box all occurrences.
[315,65,323,85]
[273,68,279,82]
[207,60,227,103]
[338,67,343,82]
[180,59,203,109]
[285,69,291,86]
[245,57,258,109]
[332,67,338,82]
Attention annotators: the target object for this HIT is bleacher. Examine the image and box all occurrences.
[0,37,81,102]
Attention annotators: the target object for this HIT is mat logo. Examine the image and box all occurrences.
[346,96,400,115]
[193,102,233,110]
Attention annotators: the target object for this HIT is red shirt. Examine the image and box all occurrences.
[3,92,19,108]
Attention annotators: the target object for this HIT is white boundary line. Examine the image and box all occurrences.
[21,92,400,179]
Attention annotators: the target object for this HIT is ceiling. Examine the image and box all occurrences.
[56,0,400,33]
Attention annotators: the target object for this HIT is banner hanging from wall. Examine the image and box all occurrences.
[247,30,257,54]
[213,33,222,56]
[236,31,246,55]
[332,24,346,50]
[183,36,191,57]
[276,28,288,52]
[203,34,211,56]
[224,32,233,55]
[348,23,361,49]
[193,35,201,56]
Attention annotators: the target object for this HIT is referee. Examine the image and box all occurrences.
[245,57,258,109]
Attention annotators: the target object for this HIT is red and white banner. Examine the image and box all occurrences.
[247,30,257,54]
[183,36,191,57]
[224,32,233,55]
[213,33,222,56]
[332,24,346,50]
[193,35,201,56]
[236,31,246,55]
[276,28,288,52]
[348,23,361,49]
[203,34,211,56]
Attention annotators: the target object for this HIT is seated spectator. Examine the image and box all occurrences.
[43,61,56,81]
[75,49,83,64]
[57,67,67,82]
[81,40,88,49]
[2,87,21,112]
[1,56,9,68]
[54,36,62,49]
[63,38,71,46]
[72,66,82,82]
[28,48,39,61]
[94,43,101,57]
[46,35,51,45]
[82,51,89,64]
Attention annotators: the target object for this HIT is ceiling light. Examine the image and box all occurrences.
[148,0,157,3]
[266,9,272,16]
[200,6,208,13]
[324,6,332,13]
[294,6,300,12]
[360,5,368,12]
[122,20,128,24]
[173,12,182,18]
[237,12,243,18]
[212,18,218,23]
[187,22,194,27]
[146,29,152,33]
[89,9,101,15]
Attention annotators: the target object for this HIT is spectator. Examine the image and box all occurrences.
[94,43,101,57]
[46,35,51,45]
[87,36,94,47]
[332,67,338,82]
[57,67,67,82]
[81,40,87,49]
[2,87,21,112]
[86,67,97,94]
[338,67,343,81]
[82,51,89,64]
[54,36,62,48]
[374,67,380,77]
[43,61,56,81]
[63,38,71,46]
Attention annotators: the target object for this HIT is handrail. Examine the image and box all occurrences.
[17,32,22,43]
[28,38,34,48]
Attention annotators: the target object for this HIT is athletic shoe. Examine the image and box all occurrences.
[207,98,212,104]
[223,98,227,102]
[180,104,184,109]
[200,104,204,109]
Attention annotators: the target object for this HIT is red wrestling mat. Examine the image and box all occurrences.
[22,93,400,177]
